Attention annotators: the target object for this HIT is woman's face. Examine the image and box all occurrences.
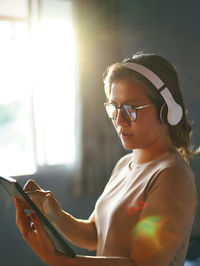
[109,78,168,151]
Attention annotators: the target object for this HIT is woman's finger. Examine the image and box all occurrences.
[29,213,56,253]
[14,196,31,211]
[14,197,60,264]
[14,198,33,239]
[24,180,42,192]
[43,192,62,221]
[27,190,52,214]
[27,190,62,222]
[30,213,48,239]
[27,190,51,202]
[30,212,44,236]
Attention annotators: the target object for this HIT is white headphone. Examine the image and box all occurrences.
[123,62,183,125]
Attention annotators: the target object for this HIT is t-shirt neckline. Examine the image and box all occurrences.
[128,150,177,170]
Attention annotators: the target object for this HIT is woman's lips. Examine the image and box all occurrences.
[121,133,134,140]
[117,128,134,139]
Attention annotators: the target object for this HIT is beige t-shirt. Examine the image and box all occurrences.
[90,151,198,266]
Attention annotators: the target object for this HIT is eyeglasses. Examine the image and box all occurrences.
[104,102,153,122]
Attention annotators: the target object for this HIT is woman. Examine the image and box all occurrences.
[15,52,199,266]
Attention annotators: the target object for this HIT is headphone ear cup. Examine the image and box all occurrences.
[160,103,168,125]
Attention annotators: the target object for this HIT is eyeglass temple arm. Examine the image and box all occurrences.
[135,104,152,110]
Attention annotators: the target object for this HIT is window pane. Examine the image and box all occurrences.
[0,21,36,176]
[32,15,76,166]
[0,1,77,175]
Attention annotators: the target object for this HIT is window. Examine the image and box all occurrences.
[0,0,77,176]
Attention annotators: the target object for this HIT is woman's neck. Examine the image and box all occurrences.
[131,137,176,166]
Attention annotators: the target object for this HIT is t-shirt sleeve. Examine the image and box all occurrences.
[130,166,198,266]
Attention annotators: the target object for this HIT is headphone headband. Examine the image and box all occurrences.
[122,62,183,125]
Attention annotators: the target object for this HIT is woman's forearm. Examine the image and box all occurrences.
[54,210,97,250]
[52,255,134,266]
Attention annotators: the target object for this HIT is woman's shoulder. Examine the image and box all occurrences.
[144,151,197,196]
[146,150,193,175]
[159,151,194,178]
[146,151,197,205]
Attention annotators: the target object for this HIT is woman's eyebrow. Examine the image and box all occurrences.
[126,99,143,105]
[109,99,142,105]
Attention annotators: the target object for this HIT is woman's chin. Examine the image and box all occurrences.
[121,141,134,151]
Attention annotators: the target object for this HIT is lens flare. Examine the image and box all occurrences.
[133,216,164,244]
[131,215,182,260]
[131,215,165,259]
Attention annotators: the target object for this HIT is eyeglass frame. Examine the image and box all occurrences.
[104,102,153,122]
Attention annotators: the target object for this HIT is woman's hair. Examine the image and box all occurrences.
[103,52,199,163]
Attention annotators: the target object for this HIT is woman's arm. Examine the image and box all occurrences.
[21,180,97,250]
[54,210,97,250]
[14,198,134,266]
[53,255,134,266]
[129,166,197,266]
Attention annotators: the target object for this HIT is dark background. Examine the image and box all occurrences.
[0,0,200,265]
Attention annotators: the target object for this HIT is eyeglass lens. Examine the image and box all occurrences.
[106,104,137,122]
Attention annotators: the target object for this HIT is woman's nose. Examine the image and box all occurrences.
[115,109,129,126]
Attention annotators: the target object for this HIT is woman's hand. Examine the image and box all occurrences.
[14,197,63,265]
[23,180,63,223]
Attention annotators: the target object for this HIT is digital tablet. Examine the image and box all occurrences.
[0,175,76,258]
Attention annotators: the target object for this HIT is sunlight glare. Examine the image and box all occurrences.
[0,21,35,176]
[32,18,76,165]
